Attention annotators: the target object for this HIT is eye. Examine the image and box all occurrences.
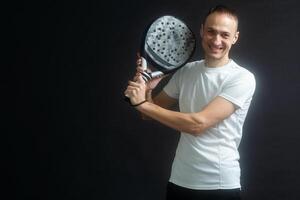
[222,33,230,39]
[207,29,214,35]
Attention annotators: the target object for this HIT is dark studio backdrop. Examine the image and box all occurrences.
[5,0,300,199]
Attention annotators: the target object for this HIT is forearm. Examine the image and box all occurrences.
[136,101,207,135]
[141,90,175,120]
[140,90,154,120]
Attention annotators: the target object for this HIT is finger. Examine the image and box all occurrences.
[125,87,138,96]
[136,59,142,66]
[136,75,146,84]
[128,80,143,87]
[126,85,139,90]
[125,89,139,100]
[133,74,140,82]
[136,66,145,73]
[124,89,132,97]
[124,92,130,98]
[135,72,141,76]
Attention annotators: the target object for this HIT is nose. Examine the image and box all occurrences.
[212,34,222,46]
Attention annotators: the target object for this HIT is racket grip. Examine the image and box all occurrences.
[150,71,164,79]
[141,57,147,70]
[141,71,164,82]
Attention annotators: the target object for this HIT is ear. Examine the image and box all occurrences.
[232,31,239,45]
[200,24,204,38]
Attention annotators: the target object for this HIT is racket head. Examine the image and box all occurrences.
[141,15,196,73]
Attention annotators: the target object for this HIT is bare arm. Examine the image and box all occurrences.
[125,74,235,135]
[136,96,235,135]
[141,90,177,120]
[149,90,177,108]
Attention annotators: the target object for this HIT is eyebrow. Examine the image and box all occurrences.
[206,27,231,35]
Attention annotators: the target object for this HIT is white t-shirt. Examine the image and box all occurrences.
[163,59,256,190]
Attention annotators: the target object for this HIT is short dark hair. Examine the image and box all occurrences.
[203,5,238,28]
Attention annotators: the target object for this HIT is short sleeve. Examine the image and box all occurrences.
[219,72,256,109]
[163,69,182,99]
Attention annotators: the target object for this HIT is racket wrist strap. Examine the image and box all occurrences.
[131,100,147,107]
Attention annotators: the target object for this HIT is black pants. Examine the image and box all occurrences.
[166,182,241,200]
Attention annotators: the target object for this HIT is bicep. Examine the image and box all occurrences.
[153,91,177,109]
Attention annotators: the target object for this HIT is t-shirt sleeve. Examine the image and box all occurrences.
[219,72,256,109]
[163,69,182,99]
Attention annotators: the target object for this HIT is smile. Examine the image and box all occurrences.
[209,45,223,52]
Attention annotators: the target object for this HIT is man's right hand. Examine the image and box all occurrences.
[135,53,164,91]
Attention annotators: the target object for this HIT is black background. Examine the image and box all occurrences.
[5,0,300,199]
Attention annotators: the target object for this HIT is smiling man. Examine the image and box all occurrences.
[125,5,256,200]
[201,8,239,67]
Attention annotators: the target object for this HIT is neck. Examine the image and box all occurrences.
[204,57,230,68]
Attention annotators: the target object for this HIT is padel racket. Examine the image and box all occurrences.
[139,15,196,81]
[125,15,196,104]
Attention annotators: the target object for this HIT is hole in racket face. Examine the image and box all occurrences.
[144,16,195,70]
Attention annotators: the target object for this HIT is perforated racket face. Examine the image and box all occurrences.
[144,16,195,70]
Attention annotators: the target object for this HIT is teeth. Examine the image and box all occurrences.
[210,45,222,50]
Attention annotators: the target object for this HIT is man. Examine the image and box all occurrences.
[125,5,256,200]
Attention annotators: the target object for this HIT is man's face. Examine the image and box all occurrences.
[201,12,239,65]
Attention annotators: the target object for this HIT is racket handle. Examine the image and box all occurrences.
[141,71,164,82]
[141,57,147,70]
[150,71,164,79]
